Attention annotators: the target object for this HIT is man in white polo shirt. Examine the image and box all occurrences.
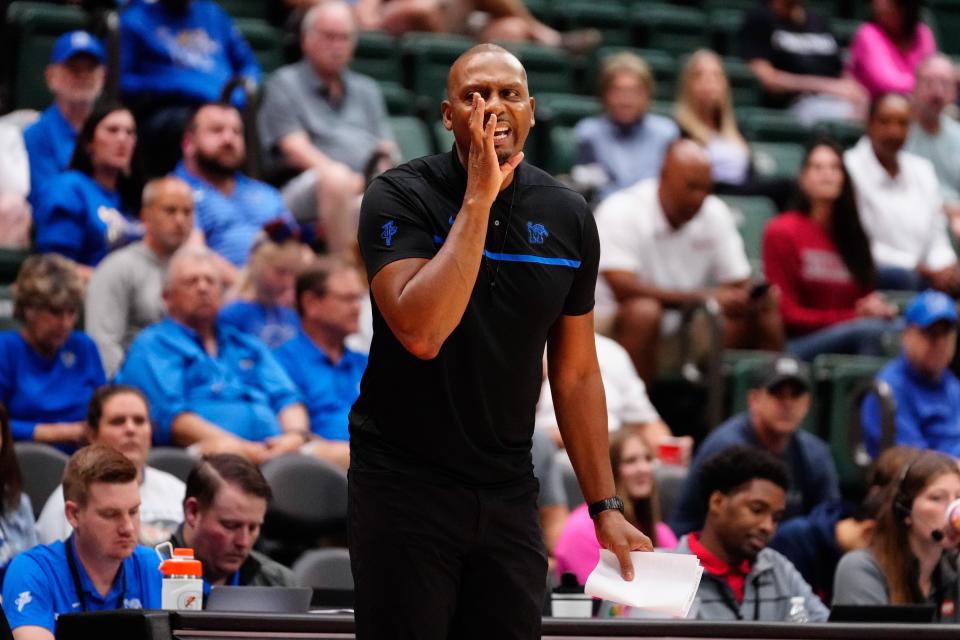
[596,139,784,383]
[844,92,960,294]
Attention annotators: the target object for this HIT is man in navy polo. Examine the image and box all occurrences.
[1,445,162,640]
[23,31,105,209]
[273,261,366,471]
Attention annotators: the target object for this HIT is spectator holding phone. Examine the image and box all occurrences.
[763,141,899,361]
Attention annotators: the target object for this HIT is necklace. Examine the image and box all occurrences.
[485,176,519,288]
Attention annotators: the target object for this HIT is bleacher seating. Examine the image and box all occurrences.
[233,18,285,74]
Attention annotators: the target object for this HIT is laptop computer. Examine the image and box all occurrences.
[828,604,936,623]
[205,586,313,614]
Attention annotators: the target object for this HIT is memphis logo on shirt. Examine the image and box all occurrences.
[157,26,219,72]
[381,221,398,247]
[527,221,548,244]
[15,591,32,613]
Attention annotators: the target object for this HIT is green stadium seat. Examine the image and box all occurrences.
[351,30,401,85]
[533,92,602,127]
[505,42,575,95]
[377,81,417,116]
[552,2,631,47]
[826,119,865,149]
[738,106,812,144]
[400,33,474,103]
[545,125,577,176]
[703,0,756,12]
[0,249,30,285]
[750,141,805,180]
[233,18,284,74]
[390,115,433,162]
[591,47,678,102]
[724,350,779,417]
[708,8,746,58]
[5,2,88,110]
[218,0,269,21]
[433,120,454,153]
[718,194,777,268]
[631,4,707,58]
[723,57,762,108]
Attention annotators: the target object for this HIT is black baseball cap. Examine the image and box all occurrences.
[751,355,811,392]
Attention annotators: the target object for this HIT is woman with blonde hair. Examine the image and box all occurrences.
[675,49,792,207]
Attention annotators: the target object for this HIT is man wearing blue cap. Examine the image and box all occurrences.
[862,289,960,457]
[23,31,105,210]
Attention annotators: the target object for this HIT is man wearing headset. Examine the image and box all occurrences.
[1,445,162,640]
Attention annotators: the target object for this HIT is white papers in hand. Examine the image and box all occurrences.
[584,550,703,618]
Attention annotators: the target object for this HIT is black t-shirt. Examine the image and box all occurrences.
[740,6,843,108]
[351,150,599,488]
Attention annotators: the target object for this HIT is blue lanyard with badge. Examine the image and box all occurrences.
[65,535,128,612]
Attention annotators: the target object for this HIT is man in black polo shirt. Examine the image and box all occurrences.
[350,43,650,639]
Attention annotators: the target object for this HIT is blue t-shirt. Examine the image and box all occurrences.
[23,104,77,210]
[273,330,367,441]
[115,318,302,443]
[1,539,162,633]
[119,0,260,105]
[218,301,299,349]
[33,170,143,266]
[0,331,106,441]
[862,354,960,457]
[174,163,294,267]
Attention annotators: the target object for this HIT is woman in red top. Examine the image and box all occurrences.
[763,141,898,361]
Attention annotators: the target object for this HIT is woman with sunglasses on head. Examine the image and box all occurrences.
[833,450,960,621]
[0,255,105,448]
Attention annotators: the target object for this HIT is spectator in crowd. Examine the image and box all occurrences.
[116,247,309,464]
[85,176,195,377]
[37,385,185,547]
[770,445,917,602]
[595,139,783,383]
[833,450,960,621]
[763,141,899,361]
[862,290,960,457]
[258,1,395,256]
[849,0,937,99]
[23,31,105,209]
[34,102,144,278]
[175,103,295,270]
[671,355,839,536]
[0,255,105,447]
[573,52,679,201]
[219,222,307,349]
[272,262,364,468]
[740,0,866,124]
[555,426,677,586]
[677,445,829,621]
[0,120,31,248]
[1,445,162,640]
[120,0,261,176]
[535,333,691,461]
[0,404,38,578]
[675,49,793,209]
[845,93,960,293]
[906,54,960,237]
[170,453,296,594]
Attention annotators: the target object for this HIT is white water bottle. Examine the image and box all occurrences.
[158,546,203,611]
[786,596,809,623]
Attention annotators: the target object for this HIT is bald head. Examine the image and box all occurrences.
[142,176,194,257]
[301,0,356,77]
[915,54,957,121]
[446,44,526,100]
[658,140,713,229]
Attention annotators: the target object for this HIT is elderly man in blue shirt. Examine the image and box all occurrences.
[273,261,367,470]
[2,445,162,640]
[862,290,960,457]
[116,246,311,465]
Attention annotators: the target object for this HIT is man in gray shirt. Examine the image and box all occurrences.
[258,0,395,257]
[85,176,195,376]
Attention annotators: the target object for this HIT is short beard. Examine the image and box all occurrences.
[195,150,243,179]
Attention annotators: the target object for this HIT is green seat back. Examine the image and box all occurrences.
[717,194,777,266]
[738,106,812,144]
[377,81,416,116]
[351,30,401,85]
[631,4,707,57]
[389,115,433,162]
[546,125,577,176]
[552,2,631,47]
[0,249,31,286]
[506,42,575,95]
[233,18,284,74]
[534,92,602,127]
[217,0,268,21]
[400,33,474,103]
[750,141,805,180]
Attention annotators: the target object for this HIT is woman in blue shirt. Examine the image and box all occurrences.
[0,254,106,447]
[0,403,38,578]
[34,102,144,277]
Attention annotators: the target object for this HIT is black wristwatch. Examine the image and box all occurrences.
[588,496,624,519]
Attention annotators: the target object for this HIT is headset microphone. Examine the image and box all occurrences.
[932,529,945,543]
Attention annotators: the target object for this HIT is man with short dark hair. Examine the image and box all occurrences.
[863,289,960,457]
[1,445,162,640]
[170,454,296,593]
[273,261,366,470]
[671,355,839,536]
[676,444,828,621]
[175,103,295,268]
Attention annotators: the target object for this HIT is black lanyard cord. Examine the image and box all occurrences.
[65,535,127,613]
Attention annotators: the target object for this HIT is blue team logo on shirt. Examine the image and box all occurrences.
[381,221,398,247]
[527,221,549,244]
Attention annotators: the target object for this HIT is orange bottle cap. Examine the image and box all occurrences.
[160,558,203,577]
[172,548,195,558]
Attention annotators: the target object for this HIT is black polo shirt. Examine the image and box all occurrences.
[351,150,599,488]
